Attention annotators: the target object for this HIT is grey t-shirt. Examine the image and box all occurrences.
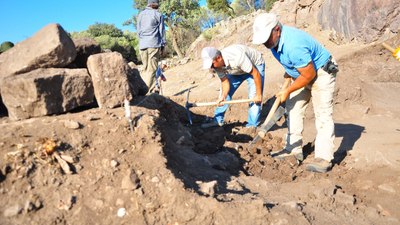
[137,7,166,50]
[215,44,264,79]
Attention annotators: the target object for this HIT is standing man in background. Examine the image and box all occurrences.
[137,0,166,94]
[252,13,339,173]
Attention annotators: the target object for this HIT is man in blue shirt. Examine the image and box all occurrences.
[252,13,339,173]
[137,0,166,94]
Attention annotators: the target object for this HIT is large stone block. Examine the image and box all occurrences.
[68,38,101,68]
[0,23,76,77]
[0,68,94,120]
[87,52,133,109]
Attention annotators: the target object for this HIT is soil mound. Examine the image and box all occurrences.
[1,94,399,224]
[335,34,400,117]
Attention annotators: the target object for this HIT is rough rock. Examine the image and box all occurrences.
[197,180,218,197]
[334,190,356,206]
[87,52,134,108]
[3,205,22,217]
[0,23,76,77]
[0,68,94,120]
[121,169,140,190]
[63,120,81,129]
[68,38,101,68]
[318,0,400,42]
[186,0,399,59]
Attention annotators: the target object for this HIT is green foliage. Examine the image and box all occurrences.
[206,0,234,16]
[162,0,202,57]
[71,26,139,63]
[202,27,220,41]
[88,23,123,37]
[165,23,200,55]
[231,0,278,15]
[70,31,92,39]
[132,0,147,10]
[265,0,277,11]
[197,6,227,29]
[159,0,202,29]
[231,0,250,16]
[0,41,14,54]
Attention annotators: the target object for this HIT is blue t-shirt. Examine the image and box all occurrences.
[271,25,331,78]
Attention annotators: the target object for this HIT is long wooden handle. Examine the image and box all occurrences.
[382,42,395,53]
[258,78,291,136]
[191,99,254,107]
[261,97,281,128]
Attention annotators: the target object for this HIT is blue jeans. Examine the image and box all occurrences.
[214,64,265,127]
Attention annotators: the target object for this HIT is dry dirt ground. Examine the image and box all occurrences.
[1,35,400,224]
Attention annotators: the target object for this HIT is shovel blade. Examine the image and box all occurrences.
[259,106,285,134]
[250,106,285,145]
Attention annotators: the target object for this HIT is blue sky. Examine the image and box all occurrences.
[0,0,207,44]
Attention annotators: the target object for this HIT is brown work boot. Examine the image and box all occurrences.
[306,158,332,173]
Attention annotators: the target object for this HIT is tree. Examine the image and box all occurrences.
[0,41,14,54]
[232,0,277,14]
[71,25,139,63]
[231,0,250,16]
[129,0,202,58]
[197,7,227,29]
[265,0,278,11]
[88,23,123,37]
[206,0,234,16]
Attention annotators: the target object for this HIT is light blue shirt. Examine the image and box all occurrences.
[271,25,331,78]
[137,7,166,50]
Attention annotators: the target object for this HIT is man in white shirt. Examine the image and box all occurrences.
[201,45,265,128]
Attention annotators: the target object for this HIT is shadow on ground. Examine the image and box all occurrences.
[302,123,365,164]
[334,123,365,164]
[137,94,252,199]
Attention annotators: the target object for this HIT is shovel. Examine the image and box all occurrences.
[251,78,291,144]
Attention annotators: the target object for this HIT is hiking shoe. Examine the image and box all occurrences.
[306,158,332,173]
[201,120,224,128]
[271,149,304,161]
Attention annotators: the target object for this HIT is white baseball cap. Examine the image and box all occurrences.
[201,47,219,69]
[252,13,279,45]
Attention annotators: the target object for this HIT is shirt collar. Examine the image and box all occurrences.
[276,25,285,53]
[220,51,230,68]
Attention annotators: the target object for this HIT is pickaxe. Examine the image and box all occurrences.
[185,90,253,125]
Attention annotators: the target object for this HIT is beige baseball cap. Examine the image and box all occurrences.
[252,13,279,45]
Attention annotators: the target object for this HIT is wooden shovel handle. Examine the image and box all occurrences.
[258,78,291,137]
[382,42,395,53]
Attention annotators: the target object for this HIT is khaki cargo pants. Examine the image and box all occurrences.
[285,68,336,161]
[140,47,161,93]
